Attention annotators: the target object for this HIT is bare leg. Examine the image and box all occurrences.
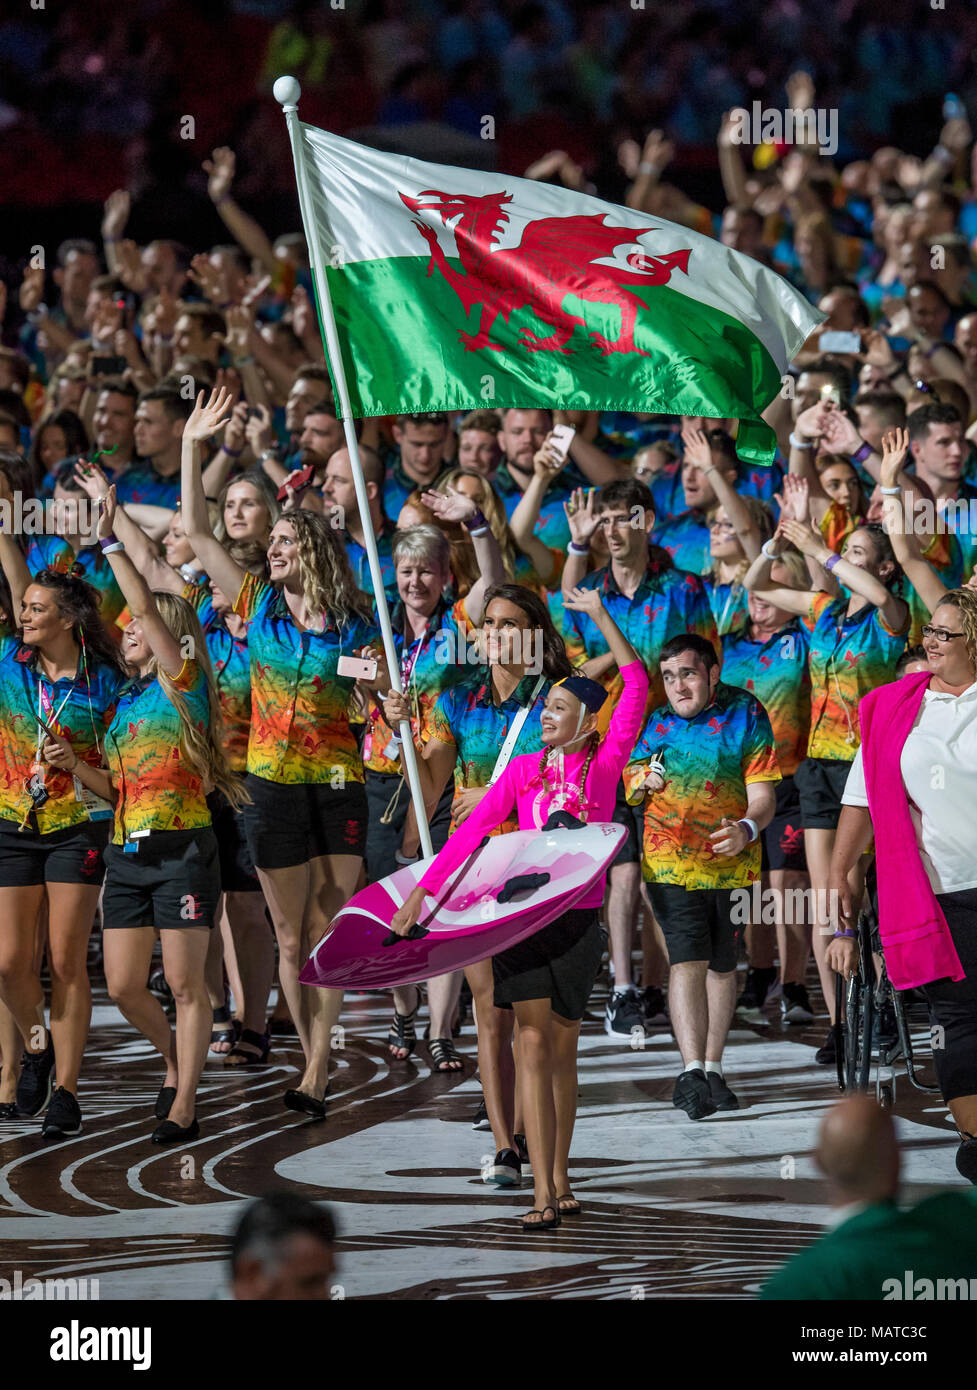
[607,862,640,988]
[950,1096,977,1135]
[104,927,177,1089]
[551,1013,582,1207]
[294,853,359,1100]
[467,957,515,1154]
[159,927,211,1129]
[204,918,231,1053]
[0,885,48,1054]
[638,894,668,989]
[768,869,811,985]
[806,831,864,1024]
[44,882,102,1095]
[704,968,738,1064]
[426,969,464,1068]
[745,921,776,970]
[223,891,276,1060]
[668,959,710,1065]
[0,996,22,1101]
[512,997,558,1222]
[256,862,314,1059]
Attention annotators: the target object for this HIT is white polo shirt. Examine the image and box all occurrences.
[842,681,977,895]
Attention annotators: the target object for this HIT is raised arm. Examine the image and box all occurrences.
[556,411,627,486]
[0,471,31,622]
[98,488,184,677]
[742,527,818,615]
[181,389,251,604]
[420,487,506,626]
[203,148,278,275]
[75,460,183,594]
[509,437,572,584]
[560,487,601,595]
[780,516,907,632]
[682,425,763,560]
[878,427,949,613]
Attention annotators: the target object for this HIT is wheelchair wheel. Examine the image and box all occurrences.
[837,960,874,1091]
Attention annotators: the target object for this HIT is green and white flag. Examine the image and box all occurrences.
[294,123,821,463]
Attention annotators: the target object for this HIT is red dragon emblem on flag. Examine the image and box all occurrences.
[400,189,691,357]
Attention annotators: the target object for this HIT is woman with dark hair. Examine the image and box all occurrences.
[182,388,383,1121]
[0,479,125,1140]
[384,581,573,1182]
[391,587,647,1228]
[28,410,89,491]
[828,585,977,1184]
[744,511,910,1064]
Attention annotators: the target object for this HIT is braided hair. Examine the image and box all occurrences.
[532,729,601,817]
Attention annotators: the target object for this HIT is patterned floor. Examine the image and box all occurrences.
[0,974,963,1300]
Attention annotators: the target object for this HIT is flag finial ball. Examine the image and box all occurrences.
[273,76,302,106]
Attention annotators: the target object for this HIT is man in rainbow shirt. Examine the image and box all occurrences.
[626,633,780,1120]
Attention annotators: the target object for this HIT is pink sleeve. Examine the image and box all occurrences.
[599,659,649,775]
[417,761,521,897]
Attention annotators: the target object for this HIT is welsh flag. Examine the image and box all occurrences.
[294,124,821,463]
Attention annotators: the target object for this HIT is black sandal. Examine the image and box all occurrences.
[428,1037,464,1072]
[210,1007,241,1054]
[387,986,420,1059]
[522,1205,560,1231]
[557,1192,582,1215]
[224,1029,271,1068]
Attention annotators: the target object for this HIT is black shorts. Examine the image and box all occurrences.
[0,817,111,888]
[795,756,854,831]
[207,790,261,894]
[493,909,603,1022]
[923,888,977,1103]
[647,882,742,973]
[761,775,806,872]
[241,775,368,870]
[611,779,644,867]
[102,828,221,931]
[364,771,453,883]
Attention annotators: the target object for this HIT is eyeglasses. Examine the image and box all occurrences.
[921,625,965,643]
[709,520,735,533]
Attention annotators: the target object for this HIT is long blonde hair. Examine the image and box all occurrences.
[152,593,248,810]
[278,510,373,626]
[709,497,774,585]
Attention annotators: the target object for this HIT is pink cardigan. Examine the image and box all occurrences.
[858,671,964,988]
[418,659,649,910]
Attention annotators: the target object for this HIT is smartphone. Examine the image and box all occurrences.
[276,463,315,501]
[818,331,861,354]
[91,355,128,377]
[819,382,842,405]
[548,425,576,462]
[33,713,57,740]
[337,654,378,681]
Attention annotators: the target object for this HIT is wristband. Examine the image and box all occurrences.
[221,444,243,458]
[104,236,119,244]
[232,355,255,367]
[880,485,901,496]
[462,508,489,534]
[394,849,420,866]
[100,541,125,555]
[215,195,231,207]
[823,552,842,574]
[761,539,780,560]
[833,928,856,939]
[99,534,121,552]
[259,449,280,463]
[738,818,759,843]
[568,540,591,555]
[851,441,873,465]
[789,432,814,449]
[637,161,657,174]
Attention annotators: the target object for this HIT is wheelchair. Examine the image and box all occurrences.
[834,902,941,1108]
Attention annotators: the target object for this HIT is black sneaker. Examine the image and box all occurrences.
[41,1087,82,1138]
[735,966,777,1024]
[605,987,646,1040]
[672,1069,717,1120]
[815,1023,840,1065]
[471,1098,491,1131]
[706,1071,740,1111]
[15,1042,55,1117]
[513,1131,532,1180]
[956,1136,977,1185]
[780,981,815,1026]
[641,986,669,1026]
[484,1149,520,1186]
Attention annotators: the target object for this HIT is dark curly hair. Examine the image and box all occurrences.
[27,568,125,672]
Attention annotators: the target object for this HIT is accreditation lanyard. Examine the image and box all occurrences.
[33,680,74,777]
[489,675,546,785]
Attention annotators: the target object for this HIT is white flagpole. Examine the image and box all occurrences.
[274,75,434,858]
